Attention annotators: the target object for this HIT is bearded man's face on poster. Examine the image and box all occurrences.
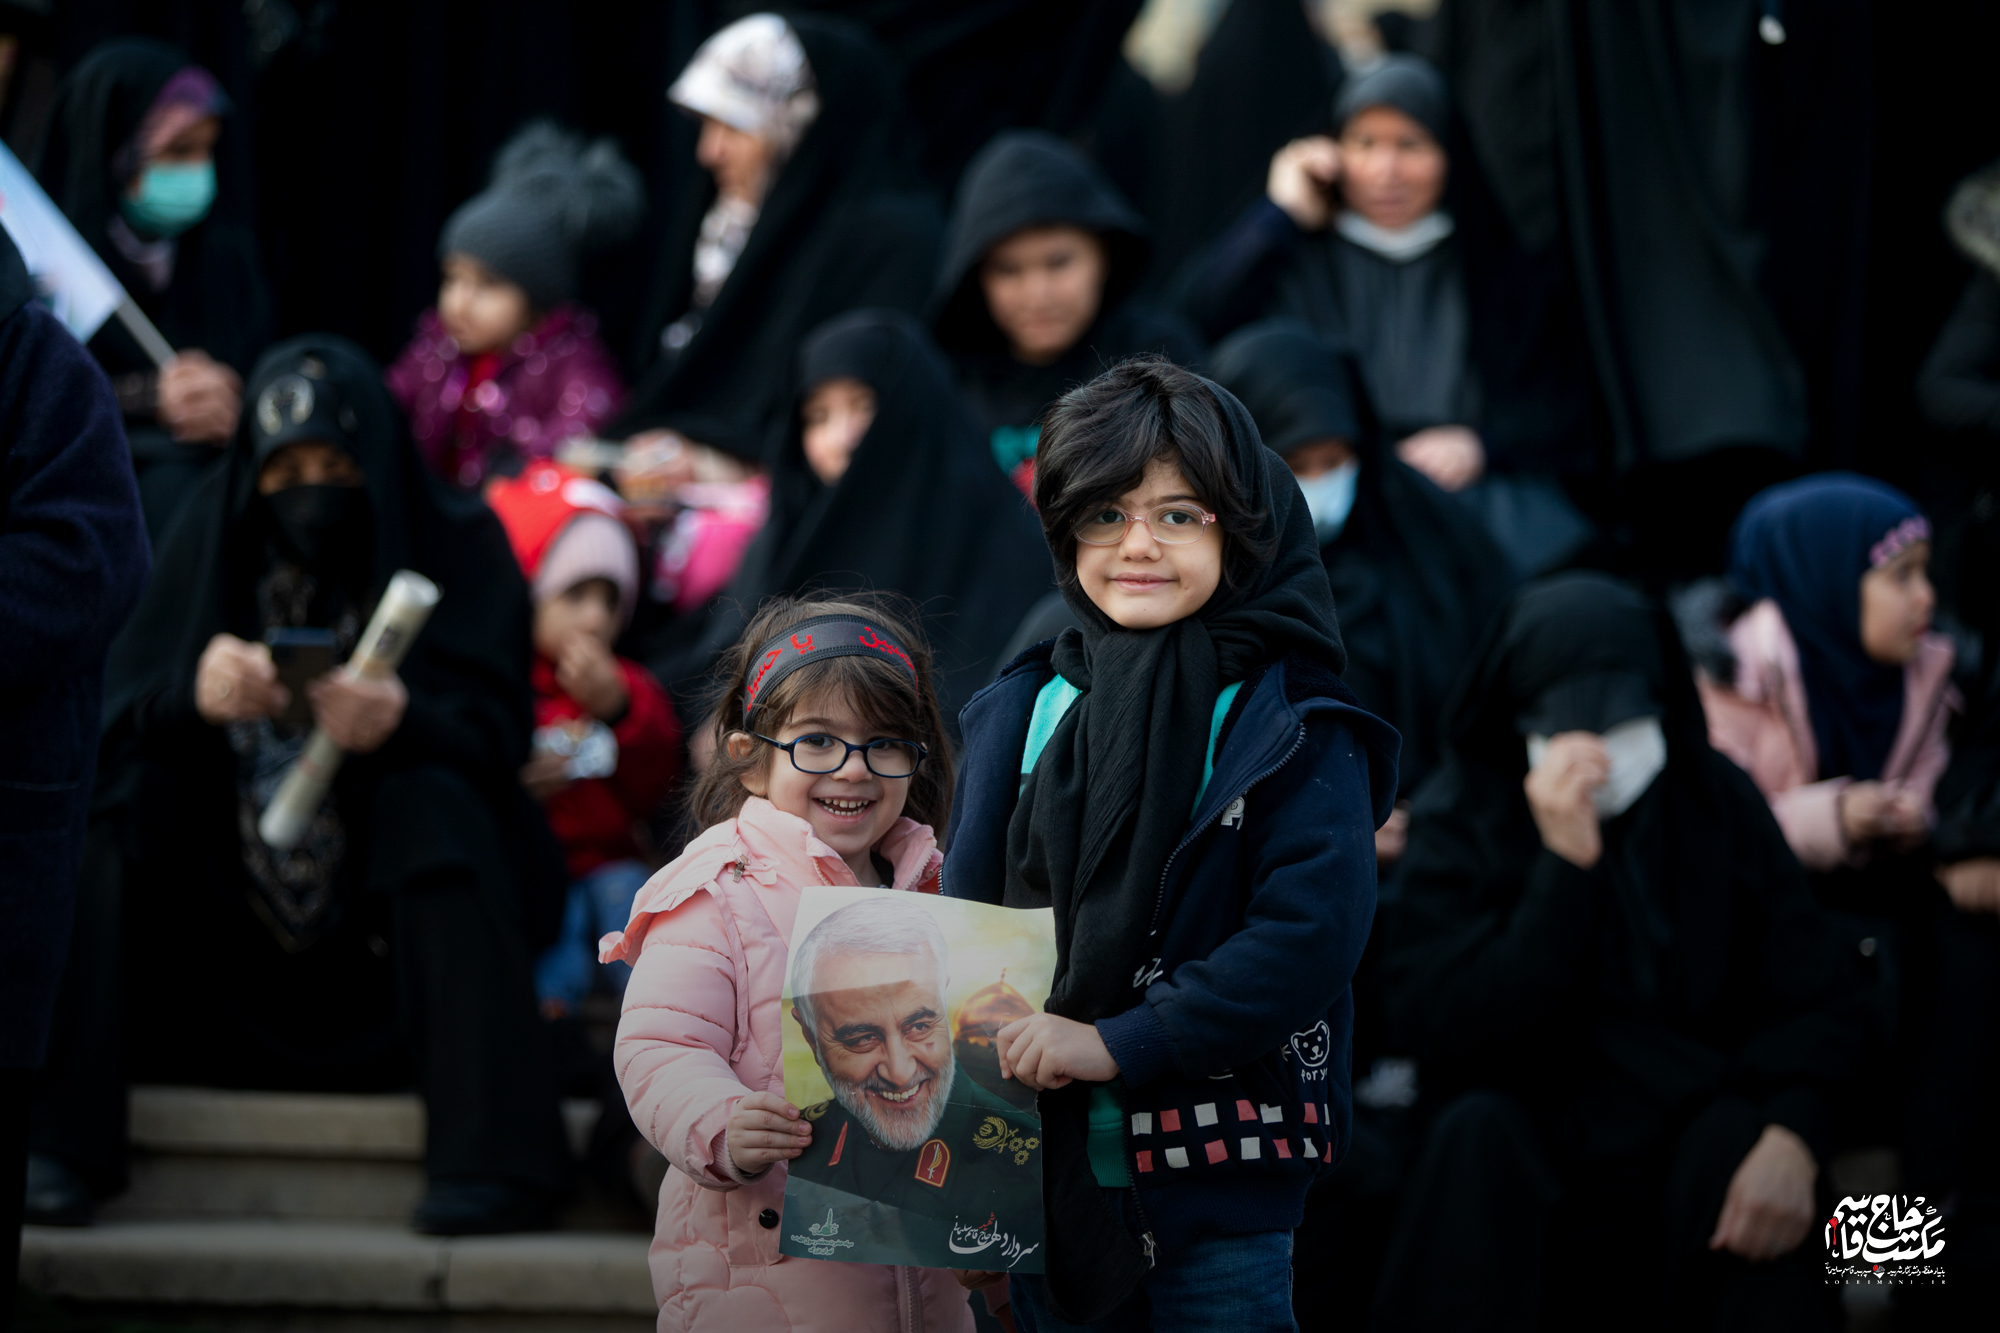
[797,947,957,1150]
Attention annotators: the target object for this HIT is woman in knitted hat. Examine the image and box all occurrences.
[387,122,641,490]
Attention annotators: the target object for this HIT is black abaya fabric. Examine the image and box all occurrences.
[1383,574,1858,1155]
[34,39,272,396]
[1419,0,1854,472]
[717,309,1054,726]
[1001,378,1345,1023]
[617,14,941,459]
[1142,0,1340,286]
[737,0,1146,192]
[931,129,1202,450]
[1210,320,1513,792]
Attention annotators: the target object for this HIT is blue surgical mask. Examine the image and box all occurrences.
[1295,459,1360,543]
[121,161,216,238]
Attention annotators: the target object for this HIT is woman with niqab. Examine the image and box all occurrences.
[1376,574,1858,1330]
[29,337,572,1236]
[33,38,272,543]
[615,13,941,477]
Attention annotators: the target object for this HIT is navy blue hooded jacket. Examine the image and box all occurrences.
[0,230,150,1069]
[944,641,1398,1250]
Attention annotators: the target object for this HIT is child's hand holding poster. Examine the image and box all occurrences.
[779,887,1055,1274]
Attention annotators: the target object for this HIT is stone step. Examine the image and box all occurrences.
[103,1087,615,1227]
[21,1221,655,1320]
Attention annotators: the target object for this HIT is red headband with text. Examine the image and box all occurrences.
[741,615,920,725]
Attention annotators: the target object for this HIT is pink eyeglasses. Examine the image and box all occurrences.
[1074,503,1219,546]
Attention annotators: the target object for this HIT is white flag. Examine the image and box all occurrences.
[0,139,126,343]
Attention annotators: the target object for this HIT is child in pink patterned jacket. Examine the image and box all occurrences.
[598,594,979,1333]
[388,122,639,489]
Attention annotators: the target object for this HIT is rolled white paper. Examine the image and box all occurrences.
[258,570,441,850]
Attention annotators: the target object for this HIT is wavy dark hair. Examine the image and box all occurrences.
[687,592,953,836]
[1033,356,1274,596]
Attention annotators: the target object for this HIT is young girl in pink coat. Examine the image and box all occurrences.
[599,593,978,1333]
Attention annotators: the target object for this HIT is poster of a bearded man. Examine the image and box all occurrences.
[780,892,1048,1272]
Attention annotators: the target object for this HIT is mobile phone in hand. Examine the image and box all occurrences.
[266,628,339,731]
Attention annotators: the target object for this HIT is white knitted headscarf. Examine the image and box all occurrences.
[669,14,820,157]
[670,15,820,311]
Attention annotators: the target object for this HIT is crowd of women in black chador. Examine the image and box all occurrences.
[12,4,2000,1311]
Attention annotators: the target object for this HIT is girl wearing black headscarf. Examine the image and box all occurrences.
[33,38,272,545]
[943,358,1398,1326]
[32,336,571,1235]
[1377,574,1859,1330]
[931,129,1201,493]
[696,309,1053,731]
[615,13,941,472]
[1210,318,1512,830]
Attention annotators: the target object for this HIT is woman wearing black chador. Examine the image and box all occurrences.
[29,337,572,1236]
[1377,574,1861,1331]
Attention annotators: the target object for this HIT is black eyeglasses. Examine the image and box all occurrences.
[753,732,928,778]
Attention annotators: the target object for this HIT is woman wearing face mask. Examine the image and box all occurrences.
[1172,55,1592,577]
[930,129,1202,496]
[1211,319,1513,864]
[661,309,1050,736]
[1377,573,1860,1330]
[32,38,272,545]
[27,337,574,1235]
[615,13,940,485]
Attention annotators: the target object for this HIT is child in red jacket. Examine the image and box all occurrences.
[488,462,681,1016]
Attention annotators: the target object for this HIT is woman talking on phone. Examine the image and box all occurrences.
[1172,55,1593,576]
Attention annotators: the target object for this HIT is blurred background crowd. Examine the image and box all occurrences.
[4,0,1999,1328]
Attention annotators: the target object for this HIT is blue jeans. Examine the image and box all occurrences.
[1010,1191,1295,1333]
[533,859,649,1012]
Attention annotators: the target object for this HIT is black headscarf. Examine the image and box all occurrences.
[1394,574,1729,1020]
[1333,52,1449,141]
[1210,320,1513,792]
[723,308,1054,725]
[1728,474,1926,782]
[32,38,270,378]
[1000,376,1345,1023]
[618,14,939,459]
[930,129,1202,450]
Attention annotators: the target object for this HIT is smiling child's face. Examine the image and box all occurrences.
[1072,456,1224,630]
[733,688,912,884]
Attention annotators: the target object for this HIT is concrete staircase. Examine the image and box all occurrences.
[20,1086,655,1330]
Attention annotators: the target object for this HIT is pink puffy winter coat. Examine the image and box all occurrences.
[1698,598,1958,871]
[598,797,976,1333]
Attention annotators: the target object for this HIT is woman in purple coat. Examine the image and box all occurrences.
[387,123,640,490]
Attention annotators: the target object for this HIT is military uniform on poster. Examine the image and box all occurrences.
[782,1073,1045,1271]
